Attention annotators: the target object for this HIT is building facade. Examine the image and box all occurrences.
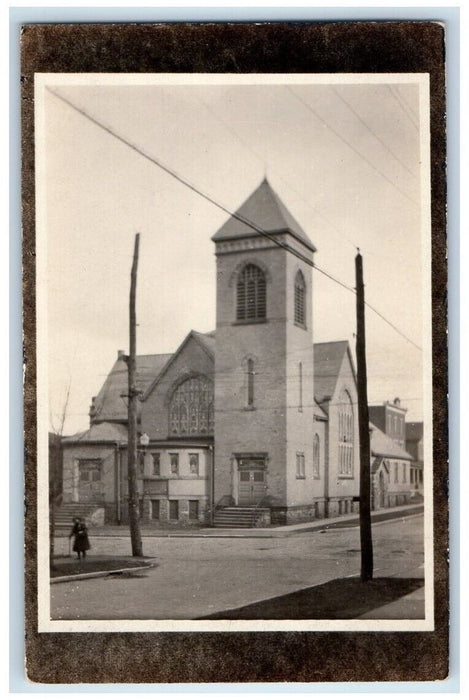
[61,180,365,526]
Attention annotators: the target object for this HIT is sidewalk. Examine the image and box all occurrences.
[55,503,423,539]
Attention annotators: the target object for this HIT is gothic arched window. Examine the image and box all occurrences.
[169,376,214,436]
[338,389,354,476]
[236,264,266,321]
[294,270,306,327]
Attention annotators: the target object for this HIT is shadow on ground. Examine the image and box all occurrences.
[199,577,424,619]
[50,557,155,578]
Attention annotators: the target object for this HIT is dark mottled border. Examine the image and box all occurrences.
[22,22,448,683]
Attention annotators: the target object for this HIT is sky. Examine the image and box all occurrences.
[38,75,428,435]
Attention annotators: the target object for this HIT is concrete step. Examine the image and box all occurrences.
[213,506,270,529]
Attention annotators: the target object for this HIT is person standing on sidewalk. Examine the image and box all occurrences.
[69,518,91,560]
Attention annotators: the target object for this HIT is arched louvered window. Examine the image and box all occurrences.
[236,264,266,321]
[169,376,214,436]
[294,270,306,326]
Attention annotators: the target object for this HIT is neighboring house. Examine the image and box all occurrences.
[405,421,424,494]
[370,422,414,509]
[61,179,364,526]
[369,398,407,449]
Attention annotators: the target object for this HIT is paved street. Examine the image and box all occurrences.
[51,514,424,620]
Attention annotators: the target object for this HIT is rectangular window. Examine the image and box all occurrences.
[189,453,199,475]
[296,452,305,479]
[151,500,160,520]
[169,453,179,475]
[394,462,399,483]
[152,453,161,476]
[247,358,254,407]
[189,500,199,520]
[298,362,303,411]
[169,500,179,520]
[403,464,407,483]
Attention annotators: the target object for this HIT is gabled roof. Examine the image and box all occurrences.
[212,178,316,253]
[62,421,128,445]
[406,421,424,441]
[142,330,215,400]
[92,353,172,423]
[314,399,328,420]
[313,341,352,404]
[370,422,413,460]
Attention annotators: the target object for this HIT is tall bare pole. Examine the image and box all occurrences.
[127,233,143,557]
[356,252,373,581]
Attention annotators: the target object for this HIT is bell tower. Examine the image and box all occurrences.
[212,179,317,523]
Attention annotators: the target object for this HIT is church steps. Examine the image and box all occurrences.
[213,507,270,528]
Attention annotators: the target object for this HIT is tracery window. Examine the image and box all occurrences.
[294,270,306,326]
[169,376,214,436]
[236,264,266,321]
[338,389,354,476]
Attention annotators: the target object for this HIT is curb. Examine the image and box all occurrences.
[55,505,424,540]
[50,563,154,584]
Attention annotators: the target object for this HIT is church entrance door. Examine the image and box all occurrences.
[237,457,266,506]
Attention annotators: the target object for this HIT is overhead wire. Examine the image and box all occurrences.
[388,85,419,131]
[195,93,359,254]
[330,86,418,180]
[287,86,419,208]
[48,86,422,353]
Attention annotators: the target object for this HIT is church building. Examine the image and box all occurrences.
[61,180,361,527]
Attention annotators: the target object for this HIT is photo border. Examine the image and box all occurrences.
[21,19,448,684]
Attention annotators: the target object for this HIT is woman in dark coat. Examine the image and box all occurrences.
[69,518,91,559]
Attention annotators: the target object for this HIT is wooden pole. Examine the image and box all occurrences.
[356,252,373,581]
[127,233,143,557]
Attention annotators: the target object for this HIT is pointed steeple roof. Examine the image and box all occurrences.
[212,178,316,252]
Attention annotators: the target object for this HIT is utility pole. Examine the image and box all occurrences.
[127,233,143,557]
[356,251,373,581]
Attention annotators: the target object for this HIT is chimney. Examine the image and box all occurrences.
[118,349,125,360]
[89,396,97,425]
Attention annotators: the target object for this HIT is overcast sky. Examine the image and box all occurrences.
[39,75,428,435]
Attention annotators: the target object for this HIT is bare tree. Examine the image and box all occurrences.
[49,382,71,567]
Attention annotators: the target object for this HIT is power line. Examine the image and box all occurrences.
[388,85,419,131]
[195,94,359,253]
[48,87,422,353]
[331,86,418,180]
[287,86,419,207]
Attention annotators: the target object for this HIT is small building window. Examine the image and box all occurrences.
[151,500,160,520]
[296,452,305,479]
[294,270,306,326]
[189,453,199,475]
[236,264,266,321]
[403,464,407,483]
[394,462,399,483]
[169,500,179,520]
[313,434,320,478]
[298,362,303,411]
[152,453,160,476]
[170,453,179,475]
[247,358,255,407]
[189,500,199,520]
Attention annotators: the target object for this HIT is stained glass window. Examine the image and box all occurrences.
[169,376,214,436]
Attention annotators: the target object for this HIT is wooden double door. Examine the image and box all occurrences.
[237,457,266,506]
